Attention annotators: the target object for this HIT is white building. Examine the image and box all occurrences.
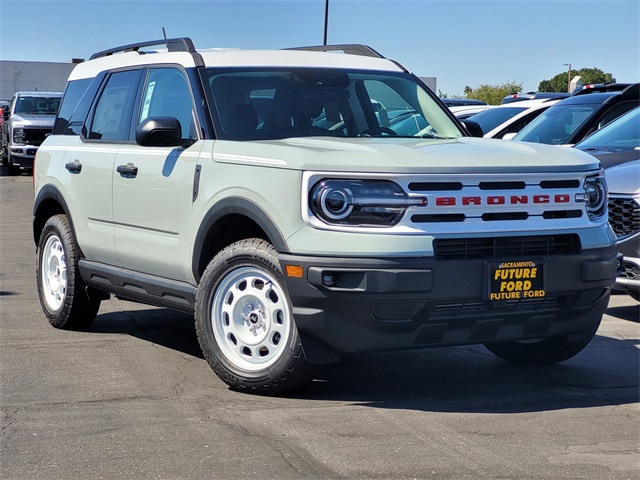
[0,60,81,100]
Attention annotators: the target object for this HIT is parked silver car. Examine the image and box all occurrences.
[573,108,639,301]
[605,160,640,301]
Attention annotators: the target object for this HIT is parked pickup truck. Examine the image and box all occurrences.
[1,91,62,174]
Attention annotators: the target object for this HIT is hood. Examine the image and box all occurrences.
[604,159,640,195]
[212,136,601,174]
[10,113,56,126]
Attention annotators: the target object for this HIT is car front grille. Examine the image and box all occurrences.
[608,196,640,239]
[621,260,640,281]
[23,128,51,145]
[433,234,581,260]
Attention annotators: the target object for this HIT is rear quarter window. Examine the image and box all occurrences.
[53,79,92,135]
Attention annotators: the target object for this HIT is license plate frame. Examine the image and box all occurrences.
[487,260,545,301]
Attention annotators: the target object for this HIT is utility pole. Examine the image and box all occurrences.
[563,63,572,93]
[323,0,329,45]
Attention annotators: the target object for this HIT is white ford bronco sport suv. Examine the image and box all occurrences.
[34,38,620,395]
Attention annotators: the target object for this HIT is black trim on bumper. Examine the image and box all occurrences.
[279,246,619,361]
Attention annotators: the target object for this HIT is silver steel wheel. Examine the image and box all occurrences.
[211,266,291,372]
[41,234,67,311]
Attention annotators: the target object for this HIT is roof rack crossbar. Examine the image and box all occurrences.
[90,37,197,60]
[285,44,385,59]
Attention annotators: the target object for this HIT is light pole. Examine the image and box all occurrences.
[563,63,572,93]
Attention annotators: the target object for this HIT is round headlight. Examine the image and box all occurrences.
[583,175,607,219]
[318,186,353,220]
[309,179,426,227]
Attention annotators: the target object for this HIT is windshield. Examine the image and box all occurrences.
[15,96,61,114]
[513,104,597,144]
[466,106,527,133]
[199,68,464,140]
[576,107,640,151]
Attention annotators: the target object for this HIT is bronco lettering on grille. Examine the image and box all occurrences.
[435,194,571,206]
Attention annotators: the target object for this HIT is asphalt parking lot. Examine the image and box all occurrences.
[1,167,638,480]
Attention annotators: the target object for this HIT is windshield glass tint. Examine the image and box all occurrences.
[200,68,463,140]
[514,104,597,144]
[577,107,640,150]
[15,96,61,114]
[467,107,527,133]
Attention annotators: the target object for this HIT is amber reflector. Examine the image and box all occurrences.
[285,265,304,278]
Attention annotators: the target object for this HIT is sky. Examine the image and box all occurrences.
[1,0,638,97]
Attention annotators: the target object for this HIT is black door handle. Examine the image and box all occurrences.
[65,161,82,173]
[117,164,138,177]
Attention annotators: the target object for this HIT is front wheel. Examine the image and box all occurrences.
[195,239,311,395]
[36,214,101,330]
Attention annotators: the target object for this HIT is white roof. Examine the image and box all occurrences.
[448,105,492,116]
[68,51,198,80]
[493,98,558,109]
[483,99,561,138]
[68,48,403,81]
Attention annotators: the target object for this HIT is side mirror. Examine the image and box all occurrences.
[136,116,191,147]
[461,119,483,138]
[3,110,9,121]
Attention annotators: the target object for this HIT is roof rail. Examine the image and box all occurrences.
[89,37,197,60]
[621,83,640,95]
[572,82,634,96]
[285,44,385,59]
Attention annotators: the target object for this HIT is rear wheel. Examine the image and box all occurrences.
[195,239,311,395]
[484,297,607,365]
[4,151,20,175]
[36,214,101,330]
[484,328,600,365]
[485,308,609,365]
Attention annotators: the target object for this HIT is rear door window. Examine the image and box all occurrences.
[89,70,142,141]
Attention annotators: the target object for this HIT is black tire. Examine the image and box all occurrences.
[36,214,101,330]
[195,238,311,395]
[0,134,8,167]
[484,327,600,365]
[485,297,607,365]
[4,151,20,175]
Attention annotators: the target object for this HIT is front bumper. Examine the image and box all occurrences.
[615,255,640,300]
[614,232,640,300]
[9,145,37,167]
[280,245,620,361]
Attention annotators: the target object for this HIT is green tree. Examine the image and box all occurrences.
[463,82,523,105]
[538,68,615,92]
